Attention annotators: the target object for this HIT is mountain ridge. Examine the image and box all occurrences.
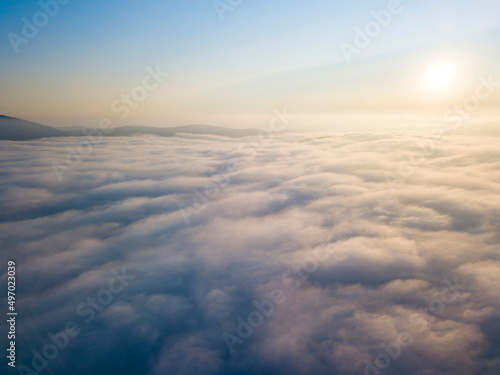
[0,116,260,141]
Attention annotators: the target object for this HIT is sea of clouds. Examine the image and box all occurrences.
[0,130,499,375]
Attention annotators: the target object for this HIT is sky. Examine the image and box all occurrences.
[1,0,500,129]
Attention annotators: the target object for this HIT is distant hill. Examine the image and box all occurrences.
[0,115,260,141]
[0,115,65,140]
[55,125,89,132]
[110,124,259,138]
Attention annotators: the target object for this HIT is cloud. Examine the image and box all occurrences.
[0,132,499,375]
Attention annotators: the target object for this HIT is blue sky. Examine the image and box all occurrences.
[0,0,499,128]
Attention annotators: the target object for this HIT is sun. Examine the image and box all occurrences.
[425,63,456,91]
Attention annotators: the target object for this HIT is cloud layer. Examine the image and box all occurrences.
[1,131,499,375]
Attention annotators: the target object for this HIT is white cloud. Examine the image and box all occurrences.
[0,132,499,374]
